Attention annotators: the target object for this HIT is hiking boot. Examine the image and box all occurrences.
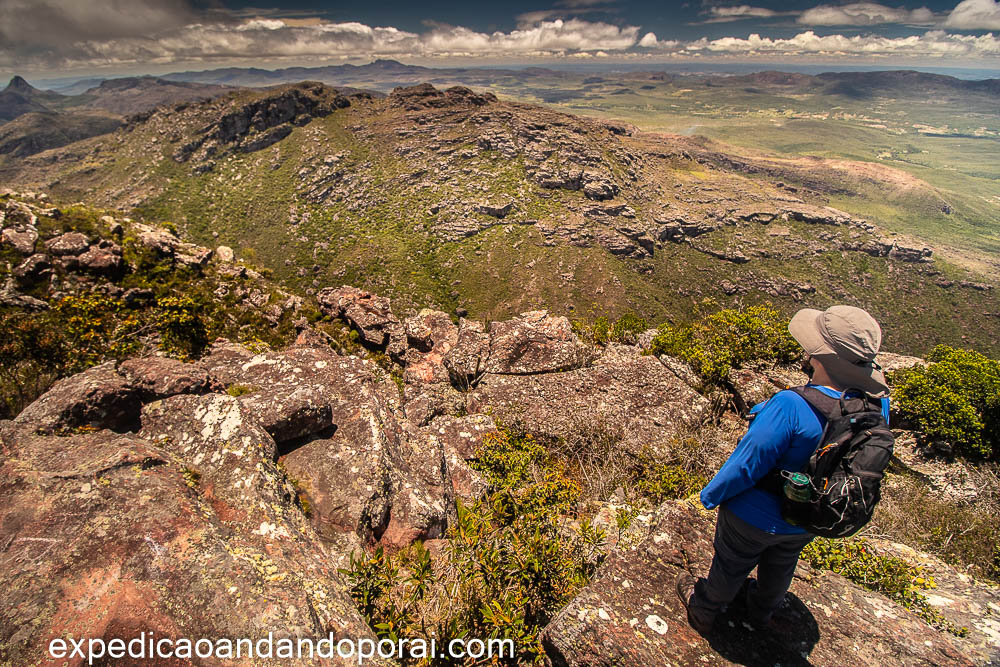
[675,573,714,636]
[745,580,796,634]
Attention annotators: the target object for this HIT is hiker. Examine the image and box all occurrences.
[677,305,892,635]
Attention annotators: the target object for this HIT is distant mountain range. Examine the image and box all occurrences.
[0,75,232,159]
[5,80,997,356]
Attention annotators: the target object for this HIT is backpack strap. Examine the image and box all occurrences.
[790,385,883,419]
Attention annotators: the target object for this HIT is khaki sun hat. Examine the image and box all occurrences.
[788,305,889,397]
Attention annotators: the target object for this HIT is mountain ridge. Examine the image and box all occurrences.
[2,81,997,357]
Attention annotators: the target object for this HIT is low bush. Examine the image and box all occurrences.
[647,305,798,387]
[340,425,603,664]
[892,345,1000,459]
[155,295,209,360]
[575,312,648,346]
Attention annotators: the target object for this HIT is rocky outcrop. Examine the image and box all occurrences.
[317,285,407,358]
[388,83,497,111]
[542,500,979,666]
[0,422,377,666]
[484,310,594,375]
[469,345,709,456]
[14,359,220,433]
[174,83,351,163]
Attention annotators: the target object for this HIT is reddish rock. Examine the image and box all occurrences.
[542,500,977,667]
[442,317,490,388]
[402,308,459,385]
[1,226,37,254]
[118,356,222,400]
[316,285,406,357]
[13,362,142,432]
[44,231,89,256]
[0,423,377,666]
[484,310,594,375]
[138,394,284,522]
[12,253,51,282]
[469,347,708,456]
[75,244,124,277]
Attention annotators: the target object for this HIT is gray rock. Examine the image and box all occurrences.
[1,226,37,254]
[542,500,978,667]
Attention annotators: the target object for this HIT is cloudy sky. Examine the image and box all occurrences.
[3,0,1000,77]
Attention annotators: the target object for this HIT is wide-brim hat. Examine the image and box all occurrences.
[789,306,889,398]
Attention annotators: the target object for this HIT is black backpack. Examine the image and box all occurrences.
[756,386,895,538]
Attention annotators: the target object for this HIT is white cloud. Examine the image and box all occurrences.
[945,0,1000,30]
[2,17,644,70]
[637,32,680,49]
[710,5,778,19]
[797,3,937,26]
[684,29,1000,57]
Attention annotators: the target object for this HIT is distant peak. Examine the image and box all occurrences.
[6,75,36,92]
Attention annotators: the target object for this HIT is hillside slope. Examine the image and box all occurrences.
[3,81,998,356]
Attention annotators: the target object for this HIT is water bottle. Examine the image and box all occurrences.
[783,472,813,503]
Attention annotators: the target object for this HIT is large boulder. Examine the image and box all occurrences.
[316,285,406,357]
[15,358,222,433]
[44,231,89,256]
[425,414,495,504]
[442,317,491,388]
[280,416,452,550]
[118,356,222,401]
[0,423,377,665]
[402,308,459,385]
[196,340,453,550]
[484,310,594,375]
[468,345,709,456]
[1,226,37,254]
[13,362,142,433]
[138,394,284,517]
[197,342,402,444]
[542,500,978,667]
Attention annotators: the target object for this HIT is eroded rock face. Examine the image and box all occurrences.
[198,342,402,444]
[0,423,377,666]
[15,358,222,434]
[402,309,459,385]
[484,310,593,375]
[541,500,978,667]
[469,346,709,456]
[316,285,406,357]
[13,362,142,432]
[118,356,222,401]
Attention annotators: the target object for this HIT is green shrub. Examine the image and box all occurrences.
[634,458,707,503]
[155,295,208,360]
[340,425,601,664]
[647,305,798,387]
[54,294,144,371]
[802,538,968,636]
[579,313,648,346]
[0,309,69,418]
[893,345,1000,458]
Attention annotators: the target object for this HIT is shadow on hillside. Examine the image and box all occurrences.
[707,582,820,666]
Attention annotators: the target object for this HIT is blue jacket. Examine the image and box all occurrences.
[700,384,890,534]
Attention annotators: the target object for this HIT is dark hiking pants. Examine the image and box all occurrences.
[689,505,814,628]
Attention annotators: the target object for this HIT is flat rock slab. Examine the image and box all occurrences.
[469,349,709,455]
[541,500,978,667]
